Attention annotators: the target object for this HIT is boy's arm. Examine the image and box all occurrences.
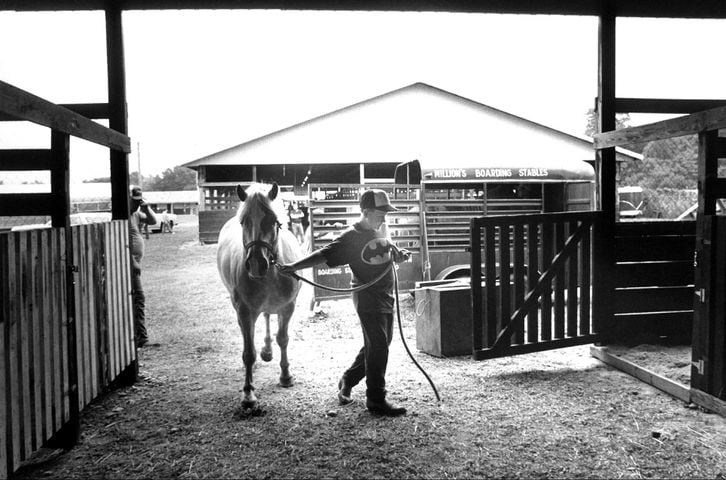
[139,204,158,226]
[277,250,327,275]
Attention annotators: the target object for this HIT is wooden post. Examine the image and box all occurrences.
[105,7,137,385]
[470,219,483,355]
[106,7,130,221]
[593,10,616,342]
[692,130,719,393]
[46,130,81,448]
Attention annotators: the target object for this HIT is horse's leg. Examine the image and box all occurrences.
[277,303,295,388]
[260,312,273,362]
[235,303,258,409]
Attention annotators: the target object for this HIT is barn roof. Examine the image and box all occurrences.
[183,83,641,172]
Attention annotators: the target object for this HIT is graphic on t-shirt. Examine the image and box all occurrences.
[361,238,392,265]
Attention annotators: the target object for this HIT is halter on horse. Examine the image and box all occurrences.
[217,182,304,410]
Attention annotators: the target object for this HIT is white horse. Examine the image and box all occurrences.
[217,183,303,409]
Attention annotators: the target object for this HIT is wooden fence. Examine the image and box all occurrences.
[1,220,135,476]
[607,220,696,343]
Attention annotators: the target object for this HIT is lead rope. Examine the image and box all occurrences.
[393,263,441,402]
[281,261,393,293]
[277,259,441,402]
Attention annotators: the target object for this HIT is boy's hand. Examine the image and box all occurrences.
[276,263,297,276]
[390,245,411,263]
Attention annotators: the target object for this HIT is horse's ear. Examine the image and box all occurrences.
[237,184,247,202]
[268,183,279,201]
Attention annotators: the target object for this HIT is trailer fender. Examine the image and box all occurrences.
[435,265,471,280]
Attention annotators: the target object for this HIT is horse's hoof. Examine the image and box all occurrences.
[241,398,258,410]
[260,349,273,362]
[279,375,294,388]
[234,404,266,419]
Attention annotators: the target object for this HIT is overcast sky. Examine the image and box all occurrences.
[1,10,725,183]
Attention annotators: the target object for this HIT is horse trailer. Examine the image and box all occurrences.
[307,156,595,305]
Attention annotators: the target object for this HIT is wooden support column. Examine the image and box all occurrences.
[49,132,71,228]
[47,129,81,448]
[692,130,720,394]
[593,9,616,341]
[106,7,130,220]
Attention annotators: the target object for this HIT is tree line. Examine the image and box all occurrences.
[585,108,701,190]
[86,165,197,191]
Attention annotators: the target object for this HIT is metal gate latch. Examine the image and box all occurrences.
[695,288,706,303]
[692,358,705,375]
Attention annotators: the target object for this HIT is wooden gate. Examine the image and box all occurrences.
[1,78,135,477]
[1,221,135,476]
[470,211,601,359]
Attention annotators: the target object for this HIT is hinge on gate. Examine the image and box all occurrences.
[695,288,706,303]
[692,358,705,375]
[68,264,79,273]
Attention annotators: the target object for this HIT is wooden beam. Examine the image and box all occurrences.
[691,388,726,416]
[616,98,726,114]
[590,346,691,403]
[594,105,726,149]
[4,0,726,18]
[0,103,110,122]
[0,81,130,153]
[0,193,53,215]
[0,150,53,170]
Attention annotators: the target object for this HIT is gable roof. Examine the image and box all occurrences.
[183,82,641,172]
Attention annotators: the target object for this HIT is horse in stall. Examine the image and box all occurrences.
[217,182,304,410]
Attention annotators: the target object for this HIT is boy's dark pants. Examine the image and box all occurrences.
[341,311,394,402]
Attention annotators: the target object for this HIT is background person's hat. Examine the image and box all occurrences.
[130,186,144,200]
[360,189,397,212]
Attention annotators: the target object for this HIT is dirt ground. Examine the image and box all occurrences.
[12,215,726,479]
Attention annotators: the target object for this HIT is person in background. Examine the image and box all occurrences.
[277,189,410,416]
[129,186,157,348]
[289,201,305,245]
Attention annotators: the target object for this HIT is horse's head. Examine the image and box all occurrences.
[237,183,282,279]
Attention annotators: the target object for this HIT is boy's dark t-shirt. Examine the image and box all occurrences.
[320,222,394,313]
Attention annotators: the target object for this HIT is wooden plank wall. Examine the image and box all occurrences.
[609,221,696,343]
[103,220,135,382]
[1,228,70,476]
[199,210,235,244]
[1,220,135,476]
